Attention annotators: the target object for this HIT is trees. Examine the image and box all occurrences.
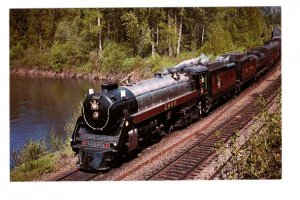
[200,11,235,56]
[200,7,272,56]
[121,11,147,56]
[10,7,281,72]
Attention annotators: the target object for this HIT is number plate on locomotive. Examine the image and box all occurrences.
[79,132,119,142]
[82,140,110,149]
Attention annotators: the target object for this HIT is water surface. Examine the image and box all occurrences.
[10,75,101,168]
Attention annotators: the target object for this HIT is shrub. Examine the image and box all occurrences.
[12,139,47,167]
[49,128,64,152]
[100,42,129,72]
[122,56,145,72]
[50,41,87,72]
[10,154,57,181]
[10,46,52,69]
[78,62,93,73]
[146,53,162,72]
[61,105,81,156]
[88,50,100,70]
[10,42,24,61]
[50,42,69,72]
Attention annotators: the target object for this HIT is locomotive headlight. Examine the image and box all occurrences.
[92,111,100,119]
[89,88,94,95]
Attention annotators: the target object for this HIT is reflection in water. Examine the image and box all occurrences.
[10,75,101,168]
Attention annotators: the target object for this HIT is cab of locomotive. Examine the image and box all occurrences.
[181,65,208,95]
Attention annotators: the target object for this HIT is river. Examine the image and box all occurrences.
[10,75,101,168]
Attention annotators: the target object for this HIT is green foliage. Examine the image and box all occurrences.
[156,19,177,56]
[122,56,145,72]
[49,128,63,152]
[200,7,271,56]
[147,53,163,72]
[50,40,86,72]
[87,50,101,70]
[10,46,52,69]
[10,42,24,61]
[214,131,226,151]
[62,105,81,155]
[226,91,281,179]
[11,154,57,181]
[200,14,235,55]
[12,139,47,166]
[50,42,69,72]
[121,12,140,55]
[146,51,200,73]
[146,54,176,73]
[100,42,129,72]
[138,21,152,56]
[78,62,93,73]
[121,11,152,56]
[10,8,280,71]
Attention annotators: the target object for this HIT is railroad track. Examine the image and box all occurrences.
[145,75,281,180]
[55,168,103,181]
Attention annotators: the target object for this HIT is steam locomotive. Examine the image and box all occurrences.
[71,27,281,171]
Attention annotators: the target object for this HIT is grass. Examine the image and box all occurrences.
[10,139,74,181]
[10,154,58,181]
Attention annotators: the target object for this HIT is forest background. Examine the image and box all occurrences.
[10,7,281,77]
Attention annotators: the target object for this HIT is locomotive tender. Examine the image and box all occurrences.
[71,28,281,171]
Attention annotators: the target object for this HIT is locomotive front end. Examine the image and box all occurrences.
[71,83,137,171]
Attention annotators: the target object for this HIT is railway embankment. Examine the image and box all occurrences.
[195,92,281,179]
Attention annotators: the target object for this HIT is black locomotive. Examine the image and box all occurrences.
[71,27,281,171]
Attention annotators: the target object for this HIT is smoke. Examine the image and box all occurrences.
[215,55,230,62]
[174,53,211,69]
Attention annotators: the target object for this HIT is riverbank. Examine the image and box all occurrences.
[10,67,149,83]
[10,50,201,83]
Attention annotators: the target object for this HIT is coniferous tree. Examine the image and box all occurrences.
[10,7,281,71]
